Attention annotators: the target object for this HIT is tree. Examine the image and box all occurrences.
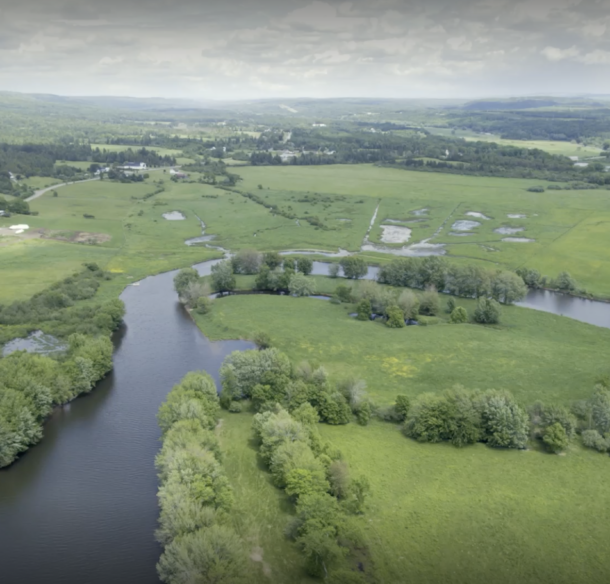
[340,257,367,279]
[449,306,468,323]
[473,298,501,324]
[491,271,528,304]
[356,299,371,321]
[419,286,440,316]
[328,460,351,499]
[157,525,246,584]
[289,273,317,297]
[397,290,419,320]
[446,297,456,314]
[542,422,569,454]
[328,264,340,278]
[211,261,236,294]
[478,390,529,449]
[263,251,282,270]
[296,256,314,276]
[231,249,262,274]
[554,271,577,293]
[385,305,406,328]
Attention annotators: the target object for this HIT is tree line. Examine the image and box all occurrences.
[0,264,126,466]
[0,333,114,467]
[155,371,246,584]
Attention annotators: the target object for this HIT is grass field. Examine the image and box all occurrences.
[0,178,220,303]
[231,165,610,296]
[427,128,604,158]
[320,420,610,584]
[195,292,610,406]
[197,292,610,583]
[219,412,317,584]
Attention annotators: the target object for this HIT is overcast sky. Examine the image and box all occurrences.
[1,0,609,99]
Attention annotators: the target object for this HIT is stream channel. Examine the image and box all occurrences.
[1,259,610,584]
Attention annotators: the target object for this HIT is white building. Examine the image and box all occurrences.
[120,162,147,171]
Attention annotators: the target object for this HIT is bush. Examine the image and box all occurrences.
[419,286,440,316]
[553,271,577,293]
[289,273,317,297]
[228,401,242,413]
[296,256,314,276]
[449,306,468,323]
[394,395,410,421]
[334,285,353,303]
[581,429,609,453]
[195,296,212,314]
[385,305,405,328]
[253,331,272,350]
[542,422,569,453]
[398,290,419,320]
[356,299,371,321]
[231,249,262,274]
[446,297,456,314]
[473,298,501,324]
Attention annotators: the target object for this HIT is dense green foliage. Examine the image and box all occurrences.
[252,405,371,579]
[378,257,527,304]
[0,333,113,467]
[155,371,246,584]
[0,264,125,343]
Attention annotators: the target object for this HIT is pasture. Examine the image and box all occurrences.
[196,292,610,406]
[0,178,220,303]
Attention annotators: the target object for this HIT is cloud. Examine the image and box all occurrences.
[541,46,580,61]
[0,0,610,98]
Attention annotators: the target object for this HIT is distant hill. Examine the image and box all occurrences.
[463,99,558,111]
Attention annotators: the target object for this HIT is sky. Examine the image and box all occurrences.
[1,0,609,100]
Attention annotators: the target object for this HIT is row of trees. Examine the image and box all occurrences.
[0,195,31,215]
[0,333,114,467]
[401,382,610,455]
[378,257,528,304]
[252,405,371,581]
[155,372,246,584]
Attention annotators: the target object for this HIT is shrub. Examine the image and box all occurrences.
[296,256,314,276]
[355,401,372,426]
[398,290,419,320]
[394,395,410,422]
[385,305,405,328]
[450,306,468,323]
[356,299,371,321]
[419,286,440,316]
[478,390,528,449]
[289,273,317,297]
[231,249,262,274]
[473,298,501,324]
[195,296,212,314]
[543,422,569,453]
[553,271,577,293]
[253,331,272,350]
[228,401,242,413]
[334,285,353,303]
[446,297,456,314]
[581,429,609,453]
[319,392,352,425]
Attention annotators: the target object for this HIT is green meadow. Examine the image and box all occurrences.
[0,178,220,303]
[196,291,610,406]
[197,293,610,584]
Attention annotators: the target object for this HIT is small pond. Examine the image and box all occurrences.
[380,225,412,244]
[502,237,535,243]
[451,220,480,232]
[162,211,186,221]
[2,331,67,357]
[466,212,490,220]
[495,227,524,235]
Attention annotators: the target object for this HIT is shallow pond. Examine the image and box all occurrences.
[495,227,524,235]
[2,330,67,357]
[466,212,490,220]
[451,220,480,232]
[162,211,185,220]
[380,225,412,243]
[502,237,535,243]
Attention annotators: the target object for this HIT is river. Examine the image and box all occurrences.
[1,260,610,584]
[0,261,253,584]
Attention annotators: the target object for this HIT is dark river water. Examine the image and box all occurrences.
[1,259,609,584]
[0,262,253,584]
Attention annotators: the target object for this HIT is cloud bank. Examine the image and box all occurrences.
[1,0,609,99]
